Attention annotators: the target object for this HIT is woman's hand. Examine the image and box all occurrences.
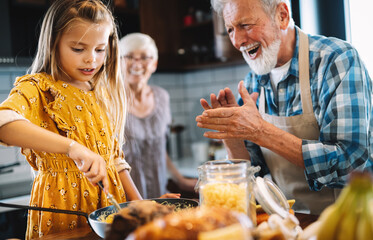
[159,193,181,198]
[178,177,198,192]
[67,141,109,192]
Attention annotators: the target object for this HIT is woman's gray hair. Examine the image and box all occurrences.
[211,0,292,20]
[118,33,158,60]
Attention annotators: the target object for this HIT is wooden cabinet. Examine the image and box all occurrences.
[113,0,244,72]
[138,0,182,71]
[1,0,245,70]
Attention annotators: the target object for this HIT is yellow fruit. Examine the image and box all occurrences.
[334,194,358,240]
[356,190,373,240]
[315,203,343,239]
[316,172,373,240]
[356,212,373,240]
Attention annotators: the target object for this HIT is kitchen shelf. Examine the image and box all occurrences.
[134,0,245,72]
[2,0,245,72]
[182,20,213,30]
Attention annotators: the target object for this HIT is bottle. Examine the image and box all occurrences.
[196,159,260,225]
[183,7,195,27]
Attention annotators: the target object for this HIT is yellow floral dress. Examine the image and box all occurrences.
[0,73,127,239]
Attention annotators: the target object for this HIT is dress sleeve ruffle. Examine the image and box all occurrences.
[14,73,71,133]
[114,157,131,172]
[112,137,131,172]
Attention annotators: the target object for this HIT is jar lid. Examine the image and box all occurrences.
[253,176,290,218]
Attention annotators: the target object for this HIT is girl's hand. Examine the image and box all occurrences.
[159,193,181,199]
[67,141,109,192]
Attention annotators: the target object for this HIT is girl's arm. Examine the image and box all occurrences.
[0,120,72,153]
[0,120,110,191]
[118,170,142,201]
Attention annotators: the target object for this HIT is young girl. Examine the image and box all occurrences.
[0,0,142,238]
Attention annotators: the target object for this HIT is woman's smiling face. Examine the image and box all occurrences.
[57,20,111,90]
[121,48,157,87]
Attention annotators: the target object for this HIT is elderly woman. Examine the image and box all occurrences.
[118,33,197,199]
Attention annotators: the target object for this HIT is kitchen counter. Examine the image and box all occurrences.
[0,194,30,213]
[35,213,319,239]
[0,152,34,200]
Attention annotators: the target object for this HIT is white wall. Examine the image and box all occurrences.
[150,64,250,158]
[299,0,320,36]
[345,0,373,76]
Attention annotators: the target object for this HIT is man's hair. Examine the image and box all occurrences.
[211,0,292,20]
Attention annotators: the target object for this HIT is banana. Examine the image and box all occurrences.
[335,192,358,240]
[370,196,373,235]
[356,190,373,240]
[316,185,352,240]
[315,202,343,239]
[316,172,373,240]
[356,211,373,240]
[368,186,373,232]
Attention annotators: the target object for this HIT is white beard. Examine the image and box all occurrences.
[241,39,281,75]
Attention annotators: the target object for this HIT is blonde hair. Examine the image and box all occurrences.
[118,33,159,60]
[29,0,127,147]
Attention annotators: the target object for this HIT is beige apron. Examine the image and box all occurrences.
[259,29,340,214]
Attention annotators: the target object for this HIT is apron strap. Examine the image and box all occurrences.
[259,86,265,114]
[298,28,313,114]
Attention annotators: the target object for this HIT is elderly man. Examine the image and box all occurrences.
[196,0,372,214]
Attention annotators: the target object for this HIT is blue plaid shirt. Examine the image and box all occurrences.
[238,29,373,191]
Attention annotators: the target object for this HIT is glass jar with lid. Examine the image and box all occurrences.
[195,159,260,225]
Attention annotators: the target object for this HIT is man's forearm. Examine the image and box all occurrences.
[223,139,250,160]
[257,121,304,168]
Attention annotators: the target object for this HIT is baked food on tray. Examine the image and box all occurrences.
[105,200,175,240]
[126,206,253,240]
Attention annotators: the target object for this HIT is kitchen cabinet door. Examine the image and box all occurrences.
[139,0,182,70]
